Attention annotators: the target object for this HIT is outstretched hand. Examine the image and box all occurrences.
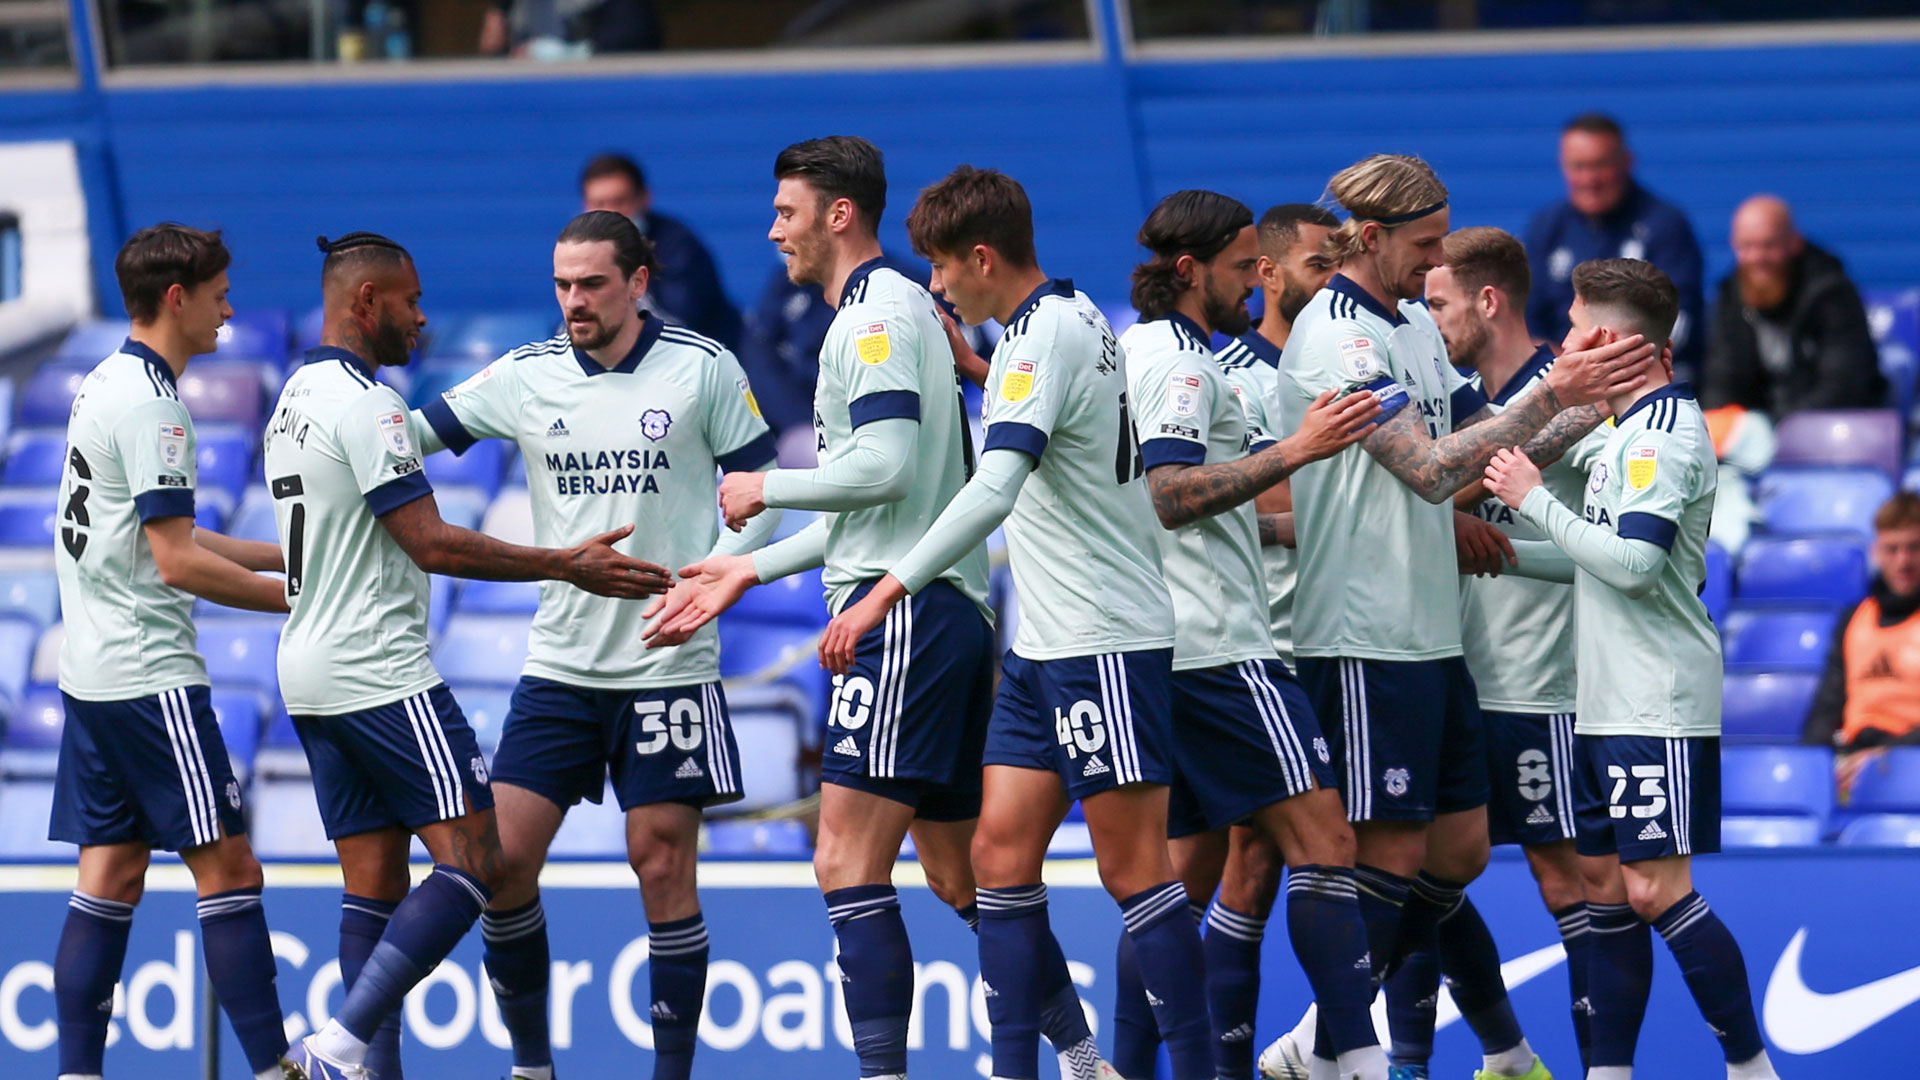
[1287,388,1383,464]
[562,524,673,598]
[640,553,759,648]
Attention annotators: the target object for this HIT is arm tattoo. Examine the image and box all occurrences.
[1518,404,1606,467]
[1148,444,1296,529]
[1257,512,1295,548]
[1360,382,1562,503]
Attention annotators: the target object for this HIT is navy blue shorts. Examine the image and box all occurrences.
[1485,710,1579,847]
[491,676,742,811]
[293,684,495,840]
[51,685,246,851]
[1167,658,1338,836]
[1574,734,1721,862]
[822,579,995,822]
[985,647,1174,801]
[1296,656,1488,823]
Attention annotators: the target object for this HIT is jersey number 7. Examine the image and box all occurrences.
[270,474,307,598]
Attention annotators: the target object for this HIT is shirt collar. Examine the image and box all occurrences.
[1234,332,1282,368]
[1327,273,1406,326]
[1617,381,1695,426]
[1165,312,1212,349]
[574,311,663,377]
[1005,278,1075,328]
[120,337,179,391]
[837,257,888,309]
[1488,344,1558,406]
[303,345,377,380]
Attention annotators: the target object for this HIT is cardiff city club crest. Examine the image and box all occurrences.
[640,409,673,442]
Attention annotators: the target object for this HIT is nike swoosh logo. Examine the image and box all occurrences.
[1764,927,1920,1054]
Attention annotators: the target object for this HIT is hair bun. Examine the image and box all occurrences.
[315,236,334,253]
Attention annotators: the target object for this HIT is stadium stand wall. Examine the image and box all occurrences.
[2,39,1917,319]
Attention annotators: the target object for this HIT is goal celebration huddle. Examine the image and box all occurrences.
[47,135,1774,1080]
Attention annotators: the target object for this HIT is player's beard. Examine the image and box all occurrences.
[1738,263,1792,312]
[371,312,413,367]
[1204,277,1253,337]
[784,226,830,288]
[568,311,621,351]
[1443,316,1492,369]
[1276,274,1317,324]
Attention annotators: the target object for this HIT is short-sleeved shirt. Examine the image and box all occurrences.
[264,349,440,715]
[1280,275,1488,662]
[417,315,776,690]
[1217,332,1296,663]
[805,259,989,616]
[982,279,1172,661]
[55,340,207,699]
[1567,384,1721,737]
[1458,347,1609,713]
[1123,315,1277,672]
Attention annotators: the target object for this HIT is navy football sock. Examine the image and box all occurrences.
[196,886,289,1072]
[335,864,490,1049]
[1585,901,1652,1069]
[481,898,551,1072]
[1119,882,1212,1080]
[979,884,1052,1080]
[1384,945,1440,1066]
[647,913,710,1080]
[1205,902,1267,1080]
[1434,888,1526,1056]
[339,894,402,1078]
[1110,928,1161,1079]
[1351,864,1411,984]
[55,891,133,1077]
[1286,867,1379,1061]
[825,885,912,1077]
[1553,902,1594,1069]
[1651,892,1766,1065]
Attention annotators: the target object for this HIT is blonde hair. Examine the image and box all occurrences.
[1323,154,1448,261]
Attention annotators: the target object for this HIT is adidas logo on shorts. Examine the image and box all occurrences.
[1526,804,1556,826]
[1638,819,1669,841]
[1145,989,1165,1007]
[674,759,704,780]
[1082,754,1111,778]
[833,736,860,756]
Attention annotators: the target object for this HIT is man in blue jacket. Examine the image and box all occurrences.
[1525,114,1705,376]
[581,153,741,348]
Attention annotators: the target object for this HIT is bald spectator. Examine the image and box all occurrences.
[1701,195,1883,419]
[1525,113,1705,374]
[580,153,740,347]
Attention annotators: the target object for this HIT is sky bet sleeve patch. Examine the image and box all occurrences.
[854,322,892,365]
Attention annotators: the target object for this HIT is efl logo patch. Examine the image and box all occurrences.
[854,322,891,365]
[1339,337,1379,381]
[1168,373,1202,417]
[737,377,763,419]
[1627,446,1658,489]
[377,413,413,457]
[640,409,673,442]
[157,423,187,469]
[1002,359,1037,403]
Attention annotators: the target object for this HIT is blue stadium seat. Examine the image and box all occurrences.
[0,569,58,628]
[706,819,810,856]
[1721,745,1834,831]
[428,574,455,641]
[52,320,129,362]
[1845,747,1920,814]
[725,684,812,810]
[247,779,333,858]
[717,620,830,728]
[456,578,541,615]
[15,363,90,427]
[432,615,530,687]
[1756,468,1894,539]
[1736,537,1868,607]
[727,568,826,626]
[1868,288,1919,420]
[216,309,290,361]
[3,687,63,749]
[770,508,819,543]
[548,782,625,856]
[1723,606,1840,672]
[432,487,489,533]
[0,381,12,450]
[262,705,300,749]
[424,439,508,497]
[178,361,268,428]
[209,688,264,774]
[30,622,60,685]
[295,305,326,354]
[504,450,527,487]
[405,360,484,410]
[1720,671,1818,744]
[0,780,62,857]
[0,616,35,712]
[426,312,556,363]
[194,501,224,533]
[449,684,513,756]
[226,485,278,543]
[1837,813,1920,847]
[1721,815,1820,848]
[1771,409,1902,478]
[195,425,256,504]
[3,429,66,486]
[196,618,284,695]
[1702,540,1731,626]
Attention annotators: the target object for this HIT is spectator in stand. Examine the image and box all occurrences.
[1805,493,1920,795]
[1701,195,1883,419]
[580,153,741,347]
[1526,113,1705,376]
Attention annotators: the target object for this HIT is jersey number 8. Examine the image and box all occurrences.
[60,448,92,559]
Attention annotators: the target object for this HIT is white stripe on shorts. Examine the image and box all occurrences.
[404,692,458,820]
[160,688,217,847]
